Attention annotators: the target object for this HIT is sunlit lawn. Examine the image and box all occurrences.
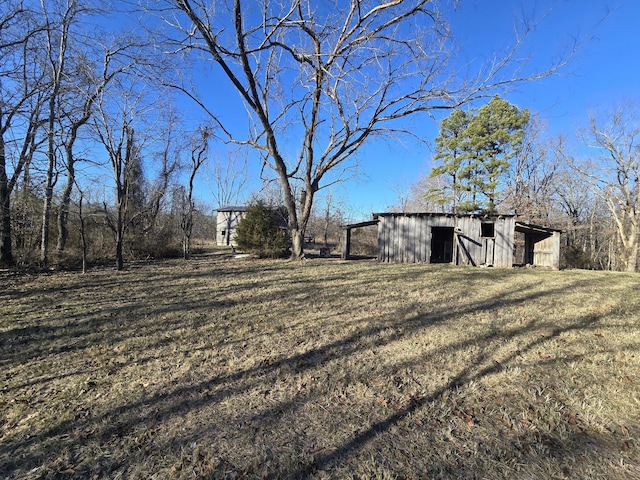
[1,252,639,479]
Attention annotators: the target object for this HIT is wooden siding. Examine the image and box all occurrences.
[516,222,561,269]
[456,216,483,266]
[377,214,515,268]
[532,231,561,269]
[493,216,515,268]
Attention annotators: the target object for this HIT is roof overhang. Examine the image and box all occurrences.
[217,205,248,212]
[342,219,380,229]
[515,221,562,235]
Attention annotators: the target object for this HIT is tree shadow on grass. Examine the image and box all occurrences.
[1,260,639,478]
[290,311,611,478]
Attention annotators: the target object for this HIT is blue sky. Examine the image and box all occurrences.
[173,1,638,220]
[332,0,639,219]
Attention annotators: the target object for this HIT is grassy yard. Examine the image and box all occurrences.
[1,252,639,479]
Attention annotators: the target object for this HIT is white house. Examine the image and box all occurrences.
[216,206,248,246]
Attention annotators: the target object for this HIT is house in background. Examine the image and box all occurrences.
[342,212,561,269]
[216,206,248,246]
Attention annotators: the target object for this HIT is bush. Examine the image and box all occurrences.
[235,201,289,258]
[564,245,592,269]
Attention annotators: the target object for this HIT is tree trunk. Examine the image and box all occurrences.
[183,230,190,259]
[115,213,124,271]
[57,112,86,255]
[78,191,87,274]
[0,134,12,266]
[275,169,304,259]
[290,228,304,259]
[41,70,61,267]
[322,221,329,248]
[625,228,638,272]
[41,0,75,267]
[115,234,124,270]
[626,242,638,273]
[182,202,192,260]
[56,164,74,254]
[0,179,12,267]
[287,198,314,259]
[40,156,55,266]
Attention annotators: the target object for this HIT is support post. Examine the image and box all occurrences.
[341,228,351,260]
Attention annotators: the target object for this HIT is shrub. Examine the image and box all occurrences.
[564,245,592,269]
[235,201,289,258]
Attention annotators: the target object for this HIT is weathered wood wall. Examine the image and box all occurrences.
[517,223,561,269]
[531,231,561,269]
[377,214,515,268]
[492,216,516,268]
[378,214,434,263]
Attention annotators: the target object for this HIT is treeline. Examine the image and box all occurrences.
[0,1,223,270]
[3,1,637,272]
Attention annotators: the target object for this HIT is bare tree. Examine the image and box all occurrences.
[39,0,85,266]
[580,106,640,272]
[93,82,147,270]
[388,178,411,213]
[504,116,560,222]
[181,125,211,259]
[320,189,336,248]
[205,149,250,210]
[305,188,344,248]
[72,178,88,273]
[93,63,181,269]
[143,107,181,235]
[399,174,441,213]
[0,1,52,266]
[157,0,572,258]
[55,42,133,255]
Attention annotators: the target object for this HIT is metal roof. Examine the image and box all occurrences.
[216,205,248,212]
[373,212,515,219]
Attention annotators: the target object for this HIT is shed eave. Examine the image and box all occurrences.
[373,212,515,219]
[342,219,379,229]
[515,222,562,235]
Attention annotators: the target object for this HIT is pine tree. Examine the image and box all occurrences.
[428,96,529,214]
[235,201,289,258]
[427,109,471,212]
[466,96,530,213]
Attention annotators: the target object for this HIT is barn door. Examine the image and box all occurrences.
[482,237,495,266]
[481,222,495,266]
[430,227,454,263]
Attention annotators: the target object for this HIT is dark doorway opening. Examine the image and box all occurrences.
[431,227,454,263]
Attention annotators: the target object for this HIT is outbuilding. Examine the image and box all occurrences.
[342,212,561,269]
[216,205,248,246]
[514,221,562,269]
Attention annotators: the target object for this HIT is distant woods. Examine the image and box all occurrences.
[0,1,230,269]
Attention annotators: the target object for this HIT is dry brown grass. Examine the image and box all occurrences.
[1,251,639,479]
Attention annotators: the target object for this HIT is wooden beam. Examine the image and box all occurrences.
[341,228,351,260]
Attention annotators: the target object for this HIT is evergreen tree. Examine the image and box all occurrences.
[428,96,529,214]
[466,96,530,213]
[427,109,471,212]
[235,201,289,258]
